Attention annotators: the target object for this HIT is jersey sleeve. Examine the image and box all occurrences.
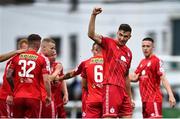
[101,36,111,49]
[156,59,164,77]
[135,61,143,74]
[74,61,85,75]
[41,57,50,74]
[8,55,18,70]
[81,67,87,79]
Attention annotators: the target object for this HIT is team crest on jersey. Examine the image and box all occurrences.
[141,70,146,75]
[110,107,115,113]
[140,64,143,68]
[82,112,86,117]
[127,52,130,57]
[120,56,126,62]
[147,61,151,67]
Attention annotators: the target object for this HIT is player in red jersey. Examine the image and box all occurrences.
[39,38,57,118]
[0,39,28,118]
[6,34,51,118]
[81,43,104,118]
[48,52,68,118]
[88,7,134,118]
[129,37,176,118]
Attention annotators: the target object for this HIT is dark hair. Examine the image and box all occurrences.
[142,37,154,43]
[27,34,41,44]
[118,24,132,32]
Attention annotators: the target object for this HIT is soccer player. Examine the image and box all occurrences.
[0,39,28,118]
[88,7,133,118]
[6,34,51,118]
[39,38,57,118]
[81,43,104,118]
[48,52,68,118]
[129,37,176,118]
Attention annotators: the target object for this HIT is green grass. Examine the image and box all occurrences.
[163,108,180,118]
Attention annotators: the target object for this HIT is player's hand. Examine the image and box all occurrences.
[16,49,27,54]
[131,99,135,109]
[169,96,176,108]
[92,7,102,15]
[6,95,13,105]
[45,96,52,106]
[63,94,69,105]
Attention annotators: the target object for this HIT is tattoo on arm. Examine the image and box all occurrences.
[6,69,14,92]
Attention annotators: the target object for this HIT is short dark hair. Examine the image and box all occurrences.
[27,34,41,44]
[118,24,132,32]
[142,37,154,43]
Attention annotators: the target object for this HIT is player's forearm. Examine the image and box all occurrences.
[62,81,68,96]
[44,75,52,97]
[162,78,174,97]
[6,69,14,92]
[88,14,96,40]
[125,76,133,99]
[0,50,17,62]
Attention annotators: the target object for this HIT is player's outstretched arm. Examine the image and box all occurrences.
[0,49,26,62]
[161,74,176,108]
[49,63,63,81]
[88,7,103,45]
[55,70,76,81]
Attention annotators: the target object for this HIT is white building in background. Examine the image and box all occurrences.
[0,0,180,79]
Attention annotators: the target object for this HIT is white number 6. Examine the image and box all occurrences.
[94,65,103,83]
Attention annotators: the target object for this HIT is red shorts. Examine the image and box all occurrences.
[13,98,41,118]
[56,103,66,118]
[102,85,132,118]
[82,88,87,118]
[142,102,162,118]
[41,101,56,118]
[85,102,102,118]
[0,99,13,118]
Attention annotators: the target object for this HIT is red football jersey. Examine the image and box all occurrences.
[81,55,104,103]
[101,37,132,88]
[74,60,86,75]
[135,55,163,102]
[0,59,13,99]
[39,52,51,101]
[9,50,49,99]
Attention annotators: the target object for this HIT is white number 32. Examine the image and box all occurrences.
[18,60,36,78]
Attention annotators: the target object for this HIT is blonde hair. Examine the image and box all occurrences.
[18,39,28,49]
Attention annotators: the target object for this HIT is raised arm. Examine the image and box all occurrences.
[0,49,26,62]
[88,7,103,44]
[161,73,176,108]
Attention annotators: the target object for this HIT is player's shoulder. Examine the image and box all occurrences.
[151,55,161,62]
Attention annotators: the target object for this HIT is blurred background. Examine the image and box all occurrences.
[0,0,180,118]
